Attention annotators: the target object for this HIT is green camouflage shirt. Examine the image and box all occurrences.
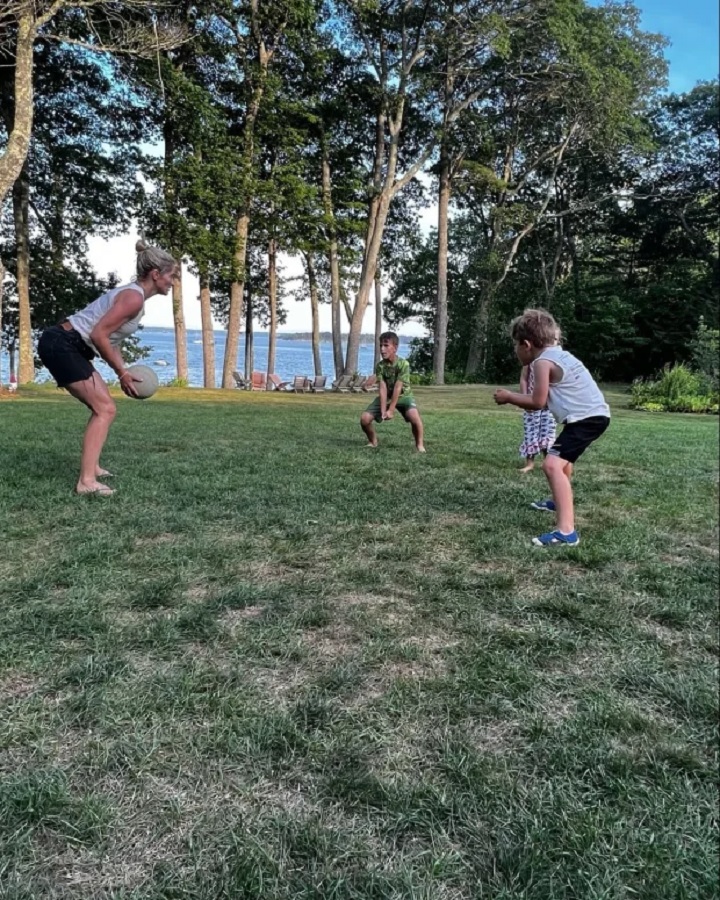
[375,357,414,401]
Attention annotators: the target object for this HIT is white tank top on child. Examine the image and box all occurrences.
[68,283,145,353]
[534,346,610,424]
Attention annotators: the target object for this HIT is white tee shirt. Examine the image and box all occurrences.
[68,283,145,353]
[535,346,610,424]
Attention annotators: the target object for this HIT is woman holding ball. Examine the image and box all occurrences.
[38,240,176,496]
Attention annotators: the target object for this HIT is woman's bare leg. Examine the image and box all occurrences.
[65,372,117,494]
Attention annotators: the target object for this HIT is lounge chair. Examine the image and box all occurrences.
[287,375,310,393]
[232,370,247,390]
[309,375,327,392]
[331,374,353,392]
[250,371,267,391]
[349,375,368,392]
[267,373,291,391]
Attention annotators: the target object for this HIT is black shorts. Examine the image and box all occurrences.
[548,416,610,464]
[38,325,96,387]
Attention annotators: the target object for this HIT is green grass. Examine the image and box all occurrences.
[0,384,717,899]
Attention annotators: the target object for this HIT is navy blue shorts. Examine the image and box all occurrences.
[548,416,610,464]
[38,325,96,387]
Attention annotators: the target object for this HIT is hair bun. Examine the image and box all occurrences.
[135,239,148,253]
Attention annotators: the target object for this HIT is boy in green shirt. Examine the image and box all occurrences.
[360,332,426,452]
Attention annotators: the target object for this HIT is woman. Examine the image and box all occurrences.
[38,240,176,495]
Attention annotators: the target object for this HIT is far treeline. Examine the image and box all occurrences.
[0,0,717,389]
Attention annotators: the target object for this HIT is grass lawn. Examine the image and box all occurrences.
[0,383,717,899]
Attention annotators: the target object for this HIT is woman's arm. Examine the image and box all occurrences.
[89,288,144,395]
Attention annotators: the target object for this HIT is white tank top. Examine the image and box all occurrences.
[535,346,610,424]
[68,283,145,353]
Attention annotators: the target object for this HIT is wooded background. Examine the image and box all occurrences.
[1,0,717,387]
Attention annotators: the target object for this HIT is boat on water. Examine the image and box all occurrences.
[154,360,169,366]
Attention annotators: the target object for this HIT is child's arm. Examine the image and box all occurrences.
[495,360,552,410]
[385,359,410,418]
[384,379,404,418]
[379,379,388,417]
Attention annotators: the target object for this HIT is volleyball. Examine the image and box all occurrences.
[125,364,159,399]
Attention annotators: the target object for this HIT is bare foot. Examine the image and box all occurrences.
[364,442,379,449]
[519,463,534,473]
[96,467,114,478]
[416,446,426,453]
[76,481,115,496]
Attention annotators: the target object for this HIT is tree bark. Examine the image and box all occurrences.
[0,14,35,211]
[321,145,343,378]
[163,119,188,383]
[0,15,35,378]
[199,271,215,388]
[224,214,248,388]
[13,164,33,384]
[243,287,254,379]
[434,141,451,384]
[171,262,188,382]
[267,237,277,377]
[306,252,322,376]
[373,270,382,369]
[465,287,492,377]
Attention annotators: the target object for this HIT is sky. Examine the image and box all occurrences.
[86,0,718,335]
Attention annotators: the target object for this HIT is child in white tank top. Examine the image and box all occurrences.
[494,309,610,548]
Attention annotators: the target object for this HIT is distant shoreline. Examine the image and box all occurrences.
[140,327,417,343]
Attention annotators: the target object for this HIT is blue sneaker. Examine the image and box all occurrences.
[530,499,556,512]
[532,530,580,547]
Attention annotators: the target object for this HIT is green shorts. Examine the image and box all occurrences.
[365,395,417,422]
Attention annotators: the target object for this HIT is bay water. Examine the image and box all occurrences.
[24,328,414,388]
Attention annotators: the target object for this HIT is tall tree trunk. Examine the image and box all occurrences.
[243,287,253,379]
[223,213,249,387]
[434,141,451,385]
[465,288,492,377]
[199,271,215,388]
[305,252,322,375]
[13,165,33,384]
[171,263,188,381]
[374,270,382,369]
[0,15,35,211]
[163,120,188,383]
[0,17,35,382]
[267,237,277,377]
[221,34,270,388]
[0,257,4,387]
[321,145,343,378]
[345,194,391,375]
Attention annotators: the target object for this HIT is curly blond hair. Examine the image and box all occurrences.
[510,308,560,348]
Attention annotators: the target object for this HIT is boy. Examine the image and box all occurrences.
[494,309,610,547]
[360,332,426,452]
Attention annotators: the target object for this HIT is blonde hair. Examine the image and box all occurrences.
[510,308,560,348]
[135,240,176,279]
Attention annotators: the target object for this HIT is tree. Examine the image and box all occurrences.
[0,0,183,382]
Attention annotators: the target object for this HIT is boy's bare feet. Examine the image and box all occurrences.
[364,442,378,449]
[519,462,534,473]
[76,481,115,496]
[96,467,114,478]
[416,445,426,453]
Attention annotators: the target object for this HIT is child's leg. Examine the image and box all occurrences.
[405,408,425,451]
[520,455,535,472]
[542,454,575,534]
[360,411,378,447]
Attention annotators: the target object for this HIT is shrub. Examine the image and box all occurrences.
[691,319,719,392]
[630,364,719,414]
